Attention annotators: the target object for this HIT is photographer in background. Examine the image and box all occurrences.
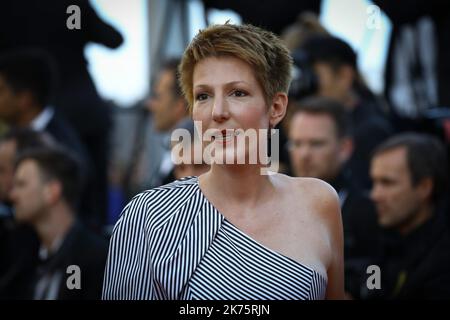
[288,35,393,190]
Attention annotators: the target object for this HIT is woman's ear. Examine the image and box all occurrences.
[269,92,288,128]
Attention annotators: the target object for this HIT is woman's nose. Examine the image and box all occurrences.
[212,96,230,123]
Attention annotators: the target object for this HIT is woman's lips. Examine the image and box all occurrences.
[210,129,242,146]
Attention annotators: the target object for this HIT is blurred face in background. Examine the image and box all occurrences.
[0,140,16,202]
[147,69,184,132]
[313,62,353,105]
[10,159,48,224]
[288,111,351,182]
[370,147,430,233]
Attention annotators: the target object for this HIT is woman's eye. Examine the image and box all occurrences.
[195,93,208,101]
[232,90,247,97]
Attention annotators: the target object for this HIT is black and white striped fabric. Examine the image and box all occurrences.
[102,176,327,300]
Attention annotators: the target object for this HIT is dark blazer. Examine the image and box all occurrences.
[369,209,450,299]
[44,112,102,228]
[44,111,90,167]
[330,171,382,299]
[29,221,108,300]
[0,215,39,299]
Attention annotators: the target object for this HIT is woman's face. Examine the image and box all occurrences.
[192,56,272,165]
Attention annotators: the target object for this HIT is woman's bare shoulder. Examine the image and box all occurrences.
[275,174,341,227]
[275,174,338,207]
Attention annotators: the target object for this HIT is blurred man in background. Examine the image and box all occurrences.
[0,129,52,299]
[369,133,450,299]
[0,49,100,230]
[292,35,393,189]
[10,147,108,300]
[146,58,193,187]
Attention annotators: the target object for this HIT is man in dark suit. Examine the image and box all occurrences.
[0,50,87,165]
[369,133,450,299]
[0,49,100,229]
[0,129,54,299]
[10,147,108,300]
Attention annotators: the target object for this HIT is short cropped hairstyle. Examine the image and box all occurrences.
[0,49,56,108]
[372,133,448,202]
[15,147,83,210]
[179,23,293,110]
[291,96,352,138]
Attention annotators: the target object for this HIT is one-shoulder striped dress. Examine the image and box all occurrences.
[102,177,327,300]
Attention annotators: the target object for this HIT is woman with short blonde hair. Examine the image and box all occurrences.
[103,23,344,300]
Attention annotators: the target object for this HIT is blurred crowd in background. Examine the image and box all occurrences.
[0,0,449,300]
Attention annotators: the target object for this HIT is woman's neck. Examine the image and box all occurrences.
[199,164,275,209]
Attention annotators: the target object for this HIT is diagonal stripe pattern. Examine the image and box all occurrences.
[102,177,327,300]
